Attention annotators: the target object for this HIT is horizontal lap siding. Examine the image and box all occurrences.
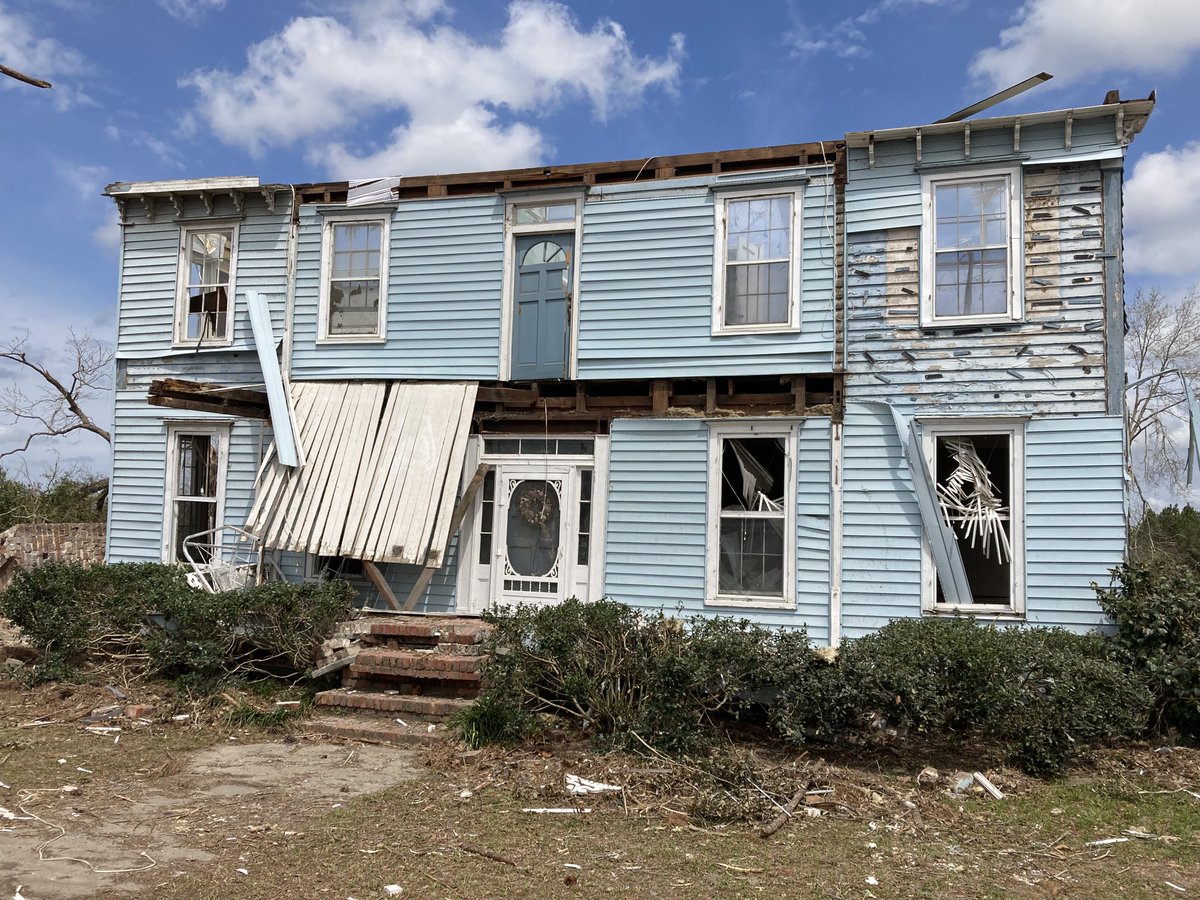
[577,177,836,378]
[845,116,1121,232]
[1024,416,1124,629]
[604,418,832,639]
[116,193,290,359]
[840,406,922,638]
[844,162,1109,417]
[290,198,503,380]
[107,379,268,564]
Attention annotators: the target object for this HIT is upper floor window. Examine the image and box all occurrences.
[713,188,803,335]
[921,168,1022,326]
[176,223,237,346]
[320,215,389,341]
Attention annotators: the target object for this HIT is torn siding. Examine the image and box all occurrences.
[844,160,1111,415]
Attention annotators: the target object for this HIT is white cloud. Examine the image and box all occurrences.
[103,124,184,170]
[0,2,88,109]
[970,0,1200,91]
[1125,143,1200,279]
[55,162,120,252]
[156,0,226,25]
[180,0,683,177]
[788,0,953,59]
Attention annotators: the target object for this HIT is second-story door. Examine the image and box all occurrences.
[511,233,572,381]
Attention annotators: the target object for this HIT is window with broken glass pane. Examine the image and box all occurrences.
[716,436,787,597]
[327,222,383,336]
[723,196,792,328]
[181,228,233,341]
[931,177,1011,319]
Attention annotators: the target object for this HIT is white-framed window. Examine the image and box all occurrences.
[174,221,238,346]
[318,214,390,341]
[920,419,1026,616]
[920,167,1022,326]
[706,422,796,608]
[712,187,803,335]
[162,423,229,565]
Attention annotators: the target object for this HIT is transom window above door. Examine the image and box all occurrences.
[712,188,803,335]
[319,215,390,341]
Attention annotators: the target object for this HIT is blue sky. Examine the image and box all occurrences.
[2,0,1199,478]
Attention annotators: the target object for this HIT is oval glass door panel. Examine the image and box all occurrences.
[505,480,561,577]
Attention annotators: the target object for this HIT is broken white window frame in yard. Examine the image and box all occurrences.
[317,211,390,343]
[173,220,239,347]
[919,418,1026,617]
[711,186,804,336]
[161,421,230,566]
[919,166,1023,328]
[705,421,797,609]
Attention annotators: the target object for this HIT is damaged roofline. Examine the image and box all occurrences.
[844,94,1156,148]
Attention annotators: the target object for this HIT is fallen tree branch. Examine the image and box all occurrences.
[759,785,807,838]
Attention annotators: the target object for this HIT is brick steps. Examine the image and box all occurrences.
[308,616,493,748]
[315,687,473,719]
[309,713,447,748]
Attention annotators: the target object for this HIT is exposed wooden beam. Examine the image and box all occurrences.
[364,559,402,611]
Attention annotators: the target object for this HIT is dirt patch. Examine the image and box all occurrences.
[1,733,422,899]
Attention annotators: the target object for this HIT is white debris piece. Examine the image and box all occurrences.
[384,885,403,896]
[866,875,879,886]
[973,772,1005,800]
[521,807,592,814]
[1085,837,1129,847]
[566,774,622,795]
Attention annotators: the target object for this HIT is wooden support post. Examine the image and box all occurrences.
[792,375,807,414]
[401,463,493,612]
[575,383,586,413]
[363,559,402,611]
[705,378,717,415]
[651,380,669,414]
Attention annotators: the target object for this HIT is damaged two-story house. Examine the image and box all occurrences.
[102,90,1155,644]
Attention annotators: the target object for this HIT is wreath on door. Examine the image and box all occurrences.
[517,485,558,529]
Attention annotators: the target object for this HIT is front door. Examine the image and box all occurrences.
[511,233,572,381]
[494,466,573,604]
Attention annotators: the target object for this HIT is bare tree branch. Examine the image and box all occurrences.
[0,330,113,461]
[0,62,52,89]
[1125,286,1200,511]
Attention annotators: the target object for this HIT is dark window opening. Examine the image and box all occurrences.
[717,436,787,597]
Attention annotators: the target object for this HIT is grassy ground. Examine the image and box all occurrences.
[1,678,1197,899]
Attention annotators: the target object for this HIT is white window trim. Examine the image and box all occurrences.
[919,165,1023,328]
[711,186,804,336]
[173,219,240,348]
[919,418,1026,617]
[499,193,584,380]
[161,421,230,565]
[317,212,391,343]
[705,421,797,609]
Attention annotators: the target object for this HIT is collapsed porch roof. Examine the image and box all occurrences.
[247,380,477,566]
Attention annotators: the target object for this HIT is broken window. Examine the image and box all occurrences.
[322,217,388,339]
[708,428,793,605]
[167,428,227,564]
[922,168,1021,324]
[714,191,801,333]
[177,225,235,344]
[927,426,1024,611]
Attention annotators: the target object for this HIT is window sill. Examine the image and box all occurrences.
[711,324,801,338]
[919,314,1023,331]
[924,604,1025,621]
[171,339,236,351]
[705,594,794,611]
[315,336,387,345]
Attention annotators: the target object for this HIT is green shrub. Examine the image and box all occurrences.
[1130,505,1200,573]
[835,618,1151,775]
[450,694,537,749]
[1097,563,1200,739]
[1,561,354,686]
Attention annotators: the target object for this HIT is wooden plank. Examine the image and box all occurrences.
[477,385,539,404]
[363,386,427,561]
[401,459,491,612]
[148,394,270,419]
[340,382,401,556]
[363,559,402,611]
[350,385,417,558]
[706,378,717,414]
[247,291,299,467]
[315,383,383,557]
[792,375,807,414]
[392,384,463,563]
[651,380,669,413]
[421,384,480,566]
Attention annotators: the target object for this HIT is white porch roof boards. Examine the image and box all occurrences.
[247,380,478,566]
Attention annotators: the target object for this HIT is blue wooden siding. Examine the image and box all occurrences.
[289,197,504,380]
[114,192,290,359]
[844,160,1110,416]
[577,173,836,377]
[839,405,1125,638]
[603,417,832,642]
[845,115,1123,232]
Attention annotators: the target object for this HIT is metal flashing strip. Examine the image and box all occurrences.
[247,380,478,565]
[246,291,299,468]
